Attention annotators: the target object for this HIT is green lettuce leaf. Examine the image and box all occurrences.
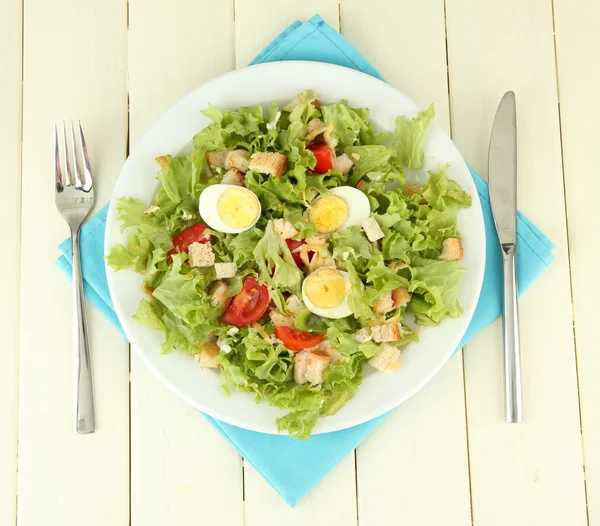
[407,257,465,325]
[321,102,370,148]
[392,104,435,169]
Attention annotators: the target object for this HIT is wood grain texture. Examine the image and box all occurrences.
[127,1,244,525]
[446,0,588,524]
[0,0,22,524]
[553,0,600,522]
[17,0,130,524]
[342,1,472,524]
[233,0,340,67]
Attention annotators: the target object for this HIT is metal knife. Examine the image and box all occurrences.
[488,91,523,423]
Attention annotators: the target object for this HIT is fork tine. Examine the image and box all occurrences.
[54,123,64,191]
[78,121,93,191]
[70,120,84,188]
[62,121,73,186]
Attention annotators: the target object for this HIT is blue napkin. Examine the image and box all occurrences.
[56,14,554,507]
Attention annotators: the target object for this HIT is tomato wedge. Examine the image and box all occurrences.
[222,276,270,326]
[285,239,315,267]
[307,143,334,174]
[168,223,211,261]
[275,326,325,351]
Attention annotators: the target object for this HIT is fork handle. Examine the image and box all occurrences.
[71,227,96,434]
[502,250,523,423]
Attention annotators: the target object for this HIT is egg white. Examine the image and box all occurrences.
[199,184,261,234]
[301,269,353,319]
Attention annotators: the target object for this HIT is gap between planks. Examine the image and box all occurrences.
[549,0,590,524]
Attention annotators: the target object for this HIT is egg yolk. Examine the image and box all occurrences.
[309,195,349,233]
[304,268,347,309]
[216,188,259,228]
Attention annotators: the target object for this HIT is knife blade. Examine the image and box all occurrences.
[488,91,523,424]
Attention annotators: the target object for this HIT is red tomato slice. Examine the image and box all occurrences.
[222,276,270,326]
[285,239,306,266]
[172,223,211,252]
[274,326,325,351]
[307,143,334,174]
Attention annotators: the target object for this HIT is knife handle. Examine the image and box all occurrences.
[502,248,523,423]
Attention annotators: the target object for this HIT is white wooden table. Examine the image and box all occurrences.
[2,1,598,524]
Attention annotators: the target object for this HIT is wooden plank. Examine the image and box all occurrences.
[341,1,473,524]
[553,0,600,523]
[0,0,22,524]
[17,0,130,524]
[233,0,340,67]
[232,4,359,522]
[445,1,588,524]
[127,2,244,525]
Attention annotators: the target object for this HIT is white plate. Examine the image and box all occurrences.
[105,61,486,435]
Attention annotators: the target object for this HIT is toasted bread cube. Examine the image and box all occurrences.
[356,179,368,191]
[371,323,403,343]
[188,242,215,268]
[207,150,228,169]
[269,308,294,328]
[249,152,288,178]
[221,168,245,186]
[209,280,231,313]
[361,217,385,242]
[224,149,250,173]
[273,218,299,240]
[294,350,331,385]
[334,153,354,175]
[286,295,305,316]
[439,238,464,261]
[214,262,237,279]
[373,292,394,314]
[354,327,373,343]
[368,344,401,372]
[194,341,221,369]
[392,287,411,308]
[283,93,304,112]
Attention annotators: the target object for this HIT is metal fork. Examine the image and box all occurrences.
[54,121,96,434]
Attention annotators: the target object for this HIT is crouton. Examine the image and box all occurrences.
[392,287,411,308]
[249,152,288,178]
[373,292,395,314]
[293,350,331,385]
[356,180,368,191]
[273,218,299,240]
[188,242,215,268]
[354,327,373,343]
[368,344,401,372]
[209,280,231,313]
[214,262,237,279]
[221,168,245,186]
[439,238,464,261]
[269,308,294,328]
[388,261,409,273]
[286,295,305,316]
[207,150,228,169]
[307,117,325,135]
[306,118,326,142]
[371,323,403,343]
[194,341,221,369]
[334,153,354,175]
[224,150,250,173]
[361,217,385,242]
[283,93,304,112]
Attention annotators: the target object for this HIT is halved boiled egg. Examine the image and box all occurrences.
[308,186,371,233]
[199,184,261,233]
[301,267,352,319]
